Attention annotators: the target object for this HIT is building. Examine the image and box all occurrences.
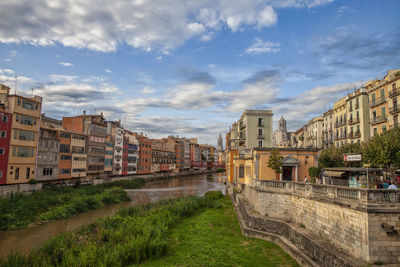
[0,109,12,184]
[70,133,87,178]
[37,126,59,181]
[104,136,113,174]
[125,131,139,175]
[122,134,128,175]
[227,110,273,153]
[367,69,400,136]
[322,109,334,148]
[62,111,107,178]
[107,121,124,176]
[303,116,323,149]
[1,85,42,184]
[151,139,175,172]
[231,148,319,185]
[274,116,289,147]
[137,134,152,174]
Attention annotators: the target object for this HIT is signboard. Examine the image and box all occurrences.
[363,163,371,168]
[344,154,362,162]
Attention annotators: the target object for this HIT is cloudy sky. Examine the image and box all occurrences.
[0,0,399,145]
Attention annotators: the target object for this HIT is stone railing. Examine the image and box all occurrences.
[252,179,400,208]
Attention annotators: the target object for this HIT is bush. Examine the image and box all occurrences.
[28,179,38,185]
[308,166,321,178]
[205,190,223,200]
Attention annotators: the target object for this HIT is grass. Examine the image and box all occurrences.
[0,178,145,230]
[139,195,299,267]
[0,193,220,266]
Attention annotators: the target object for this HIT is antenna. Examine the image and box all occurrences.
[31,87,34,97]
[14,76,17,95]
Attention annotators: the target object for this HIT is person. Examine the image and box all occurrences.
[304,176,308,183]
[388,182,398,190]
[382,180,389,189]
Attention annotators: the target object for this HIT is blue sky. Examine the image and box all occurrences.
[0,0,399,145]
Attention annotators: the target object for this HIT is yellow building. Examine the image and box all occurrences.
[71,133,87,178]
[388,69,400,129]
[2,90,42,183]
[231,148,319,185]
[367,78,389,136]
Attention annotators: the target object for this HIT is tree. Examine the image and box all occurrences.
[308,166,321,179]
[267,149,283,180]
[318,143,363,168]
[363,128,400,179]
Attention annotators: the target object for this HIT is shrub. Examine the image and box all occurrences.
[28,179,38,185]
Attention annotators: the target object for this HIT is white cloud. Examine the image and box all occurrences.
[245,38,280,55]
[0,0,331,52]
[141,86,156,94]
[0,69,15,74]
[48,74,78,82]
[105,69,112,73]
[10,50,18,57]
[58,61,73,67]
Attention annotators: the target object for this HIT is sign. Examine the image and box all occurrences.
[363,163,371,168]
[344,154,362,162]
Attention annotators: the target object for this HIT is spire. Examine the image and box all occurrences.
[218,133,223,151]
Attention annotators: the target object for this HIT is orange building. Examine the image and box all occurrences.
[58,130,72,179]
[137,134,152,174]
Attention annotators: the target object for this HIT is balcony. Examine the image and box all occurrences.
[334,120,346,128]
[355,103,359,110]
[257,134,264,139]
[239,133,246,140]
[348,106,353,112]
[349,131,361,139]
[389,104,400,115]
[348,117,360,125]
[368,97,386,108]
[239,122,246,129]
[370,116,387,125]
[389,88,400,98]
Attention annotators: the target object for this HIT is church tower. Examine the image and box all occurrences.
[218,133,223,152]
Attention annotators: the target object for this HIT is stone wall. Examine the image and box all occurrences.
[232,191,361,267]
[242,180,400,265]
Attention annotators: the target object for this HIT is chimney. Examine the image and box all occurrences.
[83,110,86,116]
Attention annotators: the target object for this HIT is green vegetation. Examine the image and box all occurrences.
[319,128,400,178]
[0,178,145,230]
[308,166,321,179]
[0,192,298,267]
[268,149,283,180]
[140,195,299,267]
[216,168,226,173]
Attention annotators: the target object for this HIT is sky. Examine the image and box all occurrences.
[0,0,399,146]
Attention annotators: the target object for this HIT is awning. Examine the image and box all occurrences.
[323,171,345,177]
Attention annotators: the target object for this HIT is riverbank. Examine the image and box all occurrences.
[0,179,144,230]
[0,169,217,197]
[0,193,298,266]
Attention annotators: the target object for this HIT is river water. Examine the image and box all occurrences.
[0,172,227,258]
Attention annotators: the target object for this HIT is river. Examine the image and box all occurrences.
[0,172,227,258]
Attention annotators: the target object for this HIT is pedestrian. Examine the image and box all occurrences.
[304,176,308,183]
[388,183,398,190]
[382,180,389,189]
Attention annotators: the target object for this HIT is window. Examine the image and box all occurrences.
[381,107,386,118]
[0,148,4,154]
[42,168,53,176]
[26,167,30,179]
[258,118,263,126]
[60,132,71,138]
[60,169,71,174]
[239,165,244,178]
[61,155,72,160]
[22,99,35,110]
[373,128,378,136]
[382,125,387,132]
[14,130,35,141]
[258,141,262,148]
[60,144,70,153]
[15,167,19,180]
[0,170,2,179]
[0,131,5,138]
[2,116,7,122]
[258,128,263,136]
[15,147,33,157]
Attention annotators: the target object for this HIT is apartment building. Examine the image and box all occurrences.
[151,139,175,172]
[125,131,138,175]
[227,110,273,153]
[106,121,124,176]
[58,130,72,179]
[62,111,107,178]
[37,126,59,181]
[346,89,370,144]
[322,110,334,148]
[388,70,400,130]
[105,137,113,174]
[70,133,87,178]
[0,109,12,184]
[137,134,152,174]
[303,116,324,149]
[1,85,42,184]
[122,134,128,175]
[333,95,348,147]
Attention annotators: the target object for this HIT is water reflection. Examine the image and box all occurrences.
[0,172,226,258]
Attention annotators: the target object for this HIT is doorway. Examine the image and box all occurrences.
[282,166,293,181]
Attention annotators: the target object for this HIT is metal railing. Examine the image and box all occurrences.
[369,97,386,108]
[370,116,387,125]
[389,104,400,115]
[389,88,400,98]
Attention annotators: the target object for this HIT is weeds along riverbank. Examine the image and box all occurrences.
[0,191,224,266]
[0,179,145,230]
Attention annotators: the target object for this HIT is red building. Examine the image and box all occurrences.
[137,134,152,174]
[122,135,128,175]
[0,111,12,184]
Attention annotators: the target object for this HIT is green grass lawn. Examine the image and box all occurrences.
[139,196,299,267]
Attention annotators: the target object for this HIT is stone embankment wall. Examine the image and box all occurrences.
[0,169,217,197]
[239,180,400,265]
[230,187,362,267]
